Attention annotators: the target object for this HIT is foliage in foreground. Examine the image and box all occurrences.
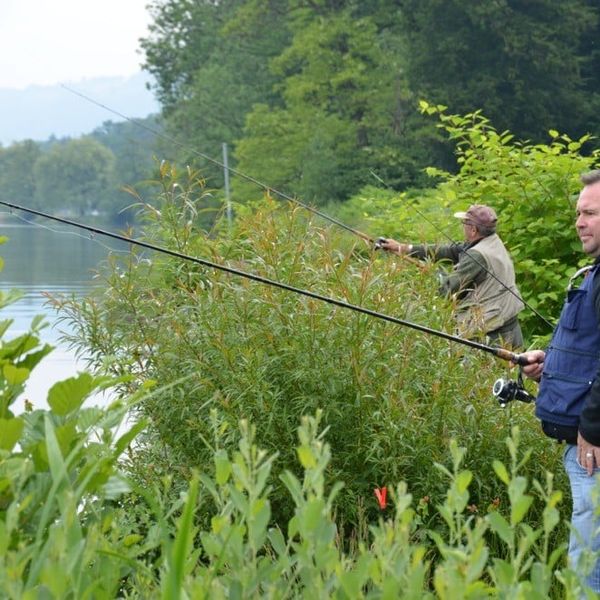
[2,383,597,599]
[0,262,593,597]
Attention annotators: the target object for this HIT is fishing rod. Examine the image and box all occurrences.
[0,199,530,368]
[370,171,555,331]
[61,84,426,273]
[60,84,549,329]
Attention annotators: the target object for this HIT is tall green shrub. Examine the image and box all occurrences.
[419,103,599,338]
[58,165,563,542]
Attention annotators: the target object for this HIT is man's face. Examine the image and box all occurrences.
[576,181,600,257]
[462,221,479,242]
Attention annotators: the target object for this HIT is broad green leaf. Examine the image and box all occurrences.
[267,527,287,557]
[486,511,512,545]
[248,498,270,549]
[103,475,132,500]
[490,558,515,586]
[0,416,24,450]
[48,373,95,416]
[455,470,472,493]
[124,534,144,547]
[493,460,510,485]
[297,445,316,469]
[510,494,533,526]
[17,344,53,372]
[214,449,232,485]
[3,363,30,385]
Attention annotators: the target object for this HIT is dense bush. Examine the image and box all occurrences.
[56,164,564,544]
[1,390,594,597]
[339,105,600,339]
[0,244,593,597]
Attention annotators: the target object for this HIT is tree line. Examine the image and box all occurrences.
[1,0,598,223]
[140,0,600,204]
[0,118,160,225]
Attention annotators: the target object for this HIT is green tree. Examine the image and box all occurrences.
[90,118,158,187]
[234,9,432,202]
[90,117,161,225]
[0,140,41,208]
[396,0,599,141]
[140,0,600,206]
[141,0,288,185]
[33,138,116,216]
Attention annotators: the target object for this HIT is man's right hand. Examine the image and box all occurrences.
[378,238,411,255]
[518,350,545,382]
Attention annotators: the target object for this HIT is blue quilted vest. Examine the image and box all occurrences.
[535,264,600,431]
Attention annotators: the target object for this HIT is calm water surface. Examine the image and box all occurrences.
[0,216,130,411]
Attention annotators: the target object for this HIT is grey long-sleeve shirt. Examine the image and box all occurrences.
[409,240,487,297]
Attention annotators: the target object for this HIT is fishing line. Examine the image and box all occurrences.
[60,84,550,330]
[370,171,554,330]
[0,209,131,256]
[60,84,374,243]
[0,199,529,367]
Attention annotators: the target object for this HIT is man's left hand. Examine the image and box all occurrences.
[578,432,600,476]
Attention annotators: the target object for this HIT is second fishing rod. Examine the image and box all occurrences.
[0,198,534,380]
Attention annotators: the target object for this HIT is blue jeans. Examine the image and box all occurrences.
[564,444,600,592]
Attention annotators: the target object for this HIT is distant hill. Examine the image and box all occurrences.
[0,72,160,146]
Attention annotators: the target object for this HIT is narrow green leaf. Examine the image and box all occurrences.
[114,419,148,455]
[162,475,198,600]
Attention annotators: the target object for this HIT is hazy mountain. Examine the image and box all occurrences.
[0,72,160,146]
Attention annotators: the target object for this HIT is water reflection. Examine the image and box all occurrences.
[0,217,129,412]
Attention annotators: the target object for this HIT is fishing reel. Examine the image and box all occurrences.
[373,237,387,250]
[492,367,536,407]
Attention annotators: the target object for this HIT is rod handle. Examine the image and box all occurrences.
[494,348,529,366]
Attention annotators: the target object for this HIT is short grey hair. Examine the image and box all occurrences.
[580,170,600,186]
[475,223,496,237]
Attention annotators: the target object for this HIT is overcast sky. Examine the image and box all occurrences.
[0,0,152,90]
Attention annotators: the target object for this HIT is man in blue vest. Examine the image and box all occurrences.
[521,169,600,592]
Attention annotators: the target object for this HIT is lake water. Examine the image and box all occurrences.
[0,215,130,412]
